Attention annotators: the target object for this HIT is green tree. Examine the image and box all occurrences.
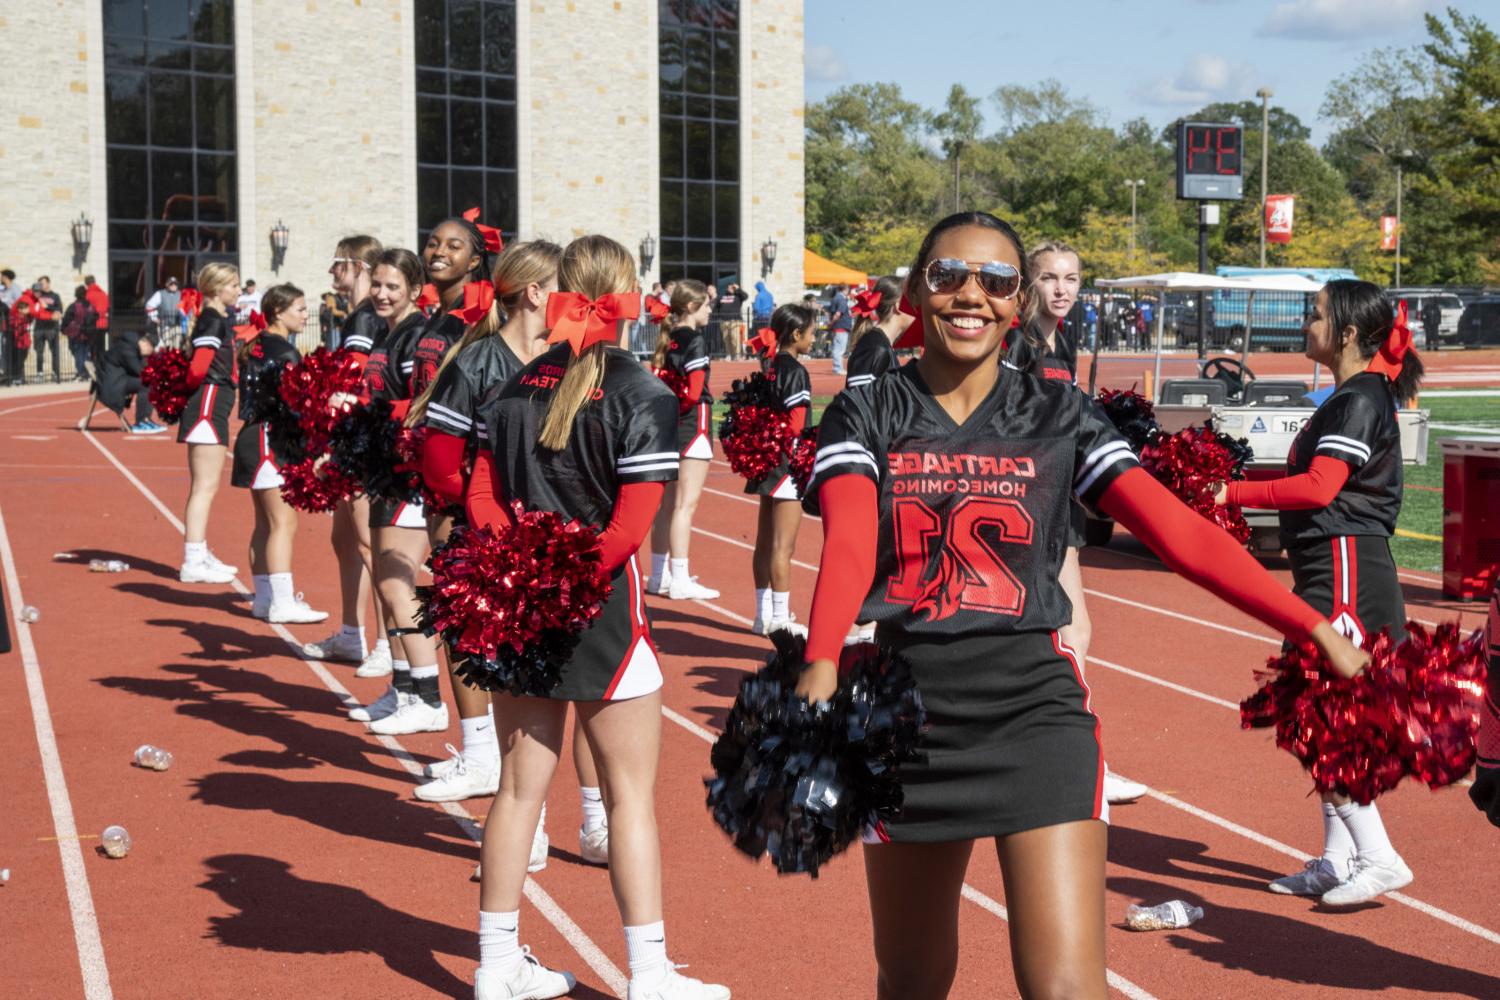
[932,84,983,213]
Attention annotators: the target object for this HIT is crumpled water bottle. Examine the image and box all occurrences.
[89,559,130,573]
[1124,900,1203,931]
[132,745,172,771]
[100,825,132,859]
[18,605,39,623]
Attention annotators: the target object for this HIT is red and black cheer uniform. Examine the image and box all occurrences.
[1469,583,1500,825]
[1003,317,1076,386]
[746,351,811,500]
[419,334,525,507]
[469,344,680,701]
[1227,371,1405,648]
[843,329,899,391]
[230,334,300,490]
[340,298,387,369]
[804,362,1325,842]
[177,309,237,445]
[661,325,714,460]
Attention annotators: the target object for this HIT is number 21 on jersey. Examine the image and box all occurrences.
[886,496,1034,622]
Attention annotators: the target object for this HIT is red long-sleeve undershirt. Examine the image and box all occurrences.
[788,405,808,435]
[346,349,371,374]
[685,369,706,404]
[803,466,1324,663]
[186,345,214,391]
[422,429,469,505]
[1226,455,1350,510]
[464,449,664,574]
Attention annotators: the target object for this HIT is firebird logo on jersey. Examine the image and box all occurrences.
[911,548,968,621]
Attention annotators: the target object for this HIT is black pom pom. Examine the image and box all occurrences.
[328,401,421,504]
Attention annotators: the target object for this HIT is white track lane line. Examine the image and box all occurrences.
[78,427,630,997]
[0,392,87,419]
[0,504,114,1000]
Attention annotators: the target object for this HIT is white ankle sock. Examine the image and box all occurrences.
[1335,801,1397,865]
[772,591,790,621]
[372,636,389,653]
[269,572,295,604]
[580,786,606,833]
[184,541,207,564]
[479,909,523,975]
[253,574,271,605]
[670,557,690,582]
[1321,801,1355,874]
[624,920,669,985]
[756,587,772,622]
[650,553,670,582]
[461,713,498,767]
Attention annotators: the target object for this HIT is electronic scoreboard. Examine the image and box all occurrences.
[1175,121,1243,200]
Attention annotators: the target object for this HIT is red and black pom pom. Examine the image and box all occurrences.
[1241,621,1487,804]
[278,347,365,450]
[140,348,192,424]
[720,372,794,484]
[1140,423,1253,543]
[655,367,695,415]
[278,456,363,513]
[789,425,818,497]
[1095,387,1160,453]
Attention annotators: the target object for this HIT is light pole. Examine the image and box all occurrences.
[1394,148,1413,287]
[1124,179,1145,261]
[1257,87,1273,267]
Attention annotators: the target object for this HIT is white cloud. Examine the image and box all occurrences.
[1258,0,1435,40]
[1132,54,1260,107]
[805,43,848,83]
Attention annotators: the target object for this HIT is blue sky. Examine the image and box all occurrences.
[804,0,1488,146]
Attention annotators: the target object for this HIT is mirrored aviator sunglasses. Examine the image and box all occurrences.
[923,258,1022,300]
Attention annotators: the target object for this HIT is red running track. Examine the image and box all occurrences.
[2,387,1498,1000]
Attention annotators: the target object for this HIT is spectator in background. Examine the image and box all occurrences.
[235,279,262,321]
[1421,298,1441,350]
[826,283,853,375]
[86,332,166,434]
[714,280,748,360]
[83,274,110,368]
[29,278,62,382]
[0,269,18,385]
[146,277,184,343]
[1084,296,1099,351]
[10,297,32,377]
[319,288,349,349]
[61,285,96,380]
[751,279,775,332]
[1138,297,1154,345]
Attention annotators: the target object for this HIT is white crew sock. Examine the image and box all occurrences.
[252,574,271,605]
[478,909,523,976]
[772,591,790,621]
[580,786,606,833]
[650,553,670,584]
[756,587,772,623]
[184,540,207,564]
[624,920,670,987]
[461,713,499,768]
[1321,801,1355,875]
[670,557,690,583]
[371,635,389,654]
[268,572,295,605]
[1335,801,1397,865]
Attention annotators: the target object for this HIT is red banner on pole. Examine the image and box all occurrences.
[1380,215,1399,251]
[1265,194,1295,244]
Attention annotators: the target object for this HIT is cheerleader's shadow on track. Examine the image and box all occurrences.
[97,662,413,783]
[1107,825,1286,891]
[117,579,248,616]
[56,547,181,580]
[651,625,768,665]
[141,617,288,661]
[1108,874,1500,996]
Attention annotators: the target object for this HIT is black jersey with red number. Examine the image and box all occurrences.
[805,361,1138,637]
[1003,319,1077,385]
[424,334,523,445]
[484,344,680,528]
[367,310,462,403]
[845,330,898,390]
[363,312,425,402]
[770,351,811,412]
[341,298,385,357]
[190,310,237,387]
[1279,371,1402,545]
[663,326,712,404]
[236,334,300,421]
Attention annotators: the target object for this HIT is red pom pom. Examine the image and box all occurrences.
[279,457,362,513]
[141,348,192,423]
[1140,424,1251,543]
[720,372,794,484]
[654,367,695,415]
[279,347,365,452]
[789,425,818,496]
[1240,622,1488,804]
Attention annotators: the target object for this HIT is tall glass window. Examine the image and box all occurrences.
[103,0,237,319]
[415,0,518,245]
[659,0,739,288]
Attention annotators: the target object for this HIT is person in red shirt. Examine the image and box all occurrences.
[83,274,110,368]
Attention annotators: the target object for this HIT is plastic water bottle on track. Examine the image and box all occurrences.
[100,825,131,859]
[89,559,129,573]
[1124,900,1203,931]
[18,605,39,623]
[132,745,173,771]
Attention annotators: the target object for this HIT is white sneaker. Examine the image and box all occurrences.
[766,618,807,639]
[368,696,449,735]
[749,616,770,637]
[203,552,238,576]
[424,744,465,779]
[180,560,236,584]
[474,947,576,1000]
[1269,857,1347,896]
[348,686,402,723]
[268,596,330,625]
[1104,771,1147,804]
[355,644,394,678]
[303,629,367,662]
[668,576,720,600]
[529,823,550,872]
[1320,854,1412,907]
[627,966,731,1000]
[647,574,672,596]
[578,824,609,866]
[416,750,499,802]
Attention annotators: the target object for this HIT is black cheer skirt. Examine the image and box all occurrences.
[677,400,714,460]
[176,382,235,446]
[1286,534,1405,649]
[230,423,288,489]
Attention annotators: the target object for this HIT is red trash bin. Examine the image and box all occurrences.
[1442,436,1500,600]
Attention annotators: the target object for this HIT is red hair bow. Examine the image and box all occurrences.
[462,207,505,255]
[545,291,641,355]
[852,289,882,320]
[645,296,671,324]
[1368,299,1415,381]
[750,327,778,360]
[180,287,202,317]
[892,293,924,350]
[417,283,440,311]
[233,310,267,340]
[450,279,496,324]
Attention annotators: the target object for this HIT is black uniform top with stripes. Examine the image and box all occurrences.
[236,334,300,421]
[191,310,237,387]
[662,326,712,404]
[844,330,899,390]
[485,344,680,529]
[804,361,1138,638]
[362,312,425,402]
[1279,371,1402,545]
[340,298,386,356]
[770,351,811,411]
[424,334,524,446]
[1003,319,1077,384]
[368,310,463,403]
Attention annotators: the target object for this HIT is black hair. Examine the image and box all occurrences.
[850,274,904,349]
[374,247,426,294]
[905,210,1033,347]
[1322,278,1424,404]
[770,302,819,348]
[1,269,14,280]
[431,216,492,280]
[74,285,87,301]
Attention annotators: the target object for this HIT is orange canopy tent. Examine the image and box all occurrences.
[803,248,868,286]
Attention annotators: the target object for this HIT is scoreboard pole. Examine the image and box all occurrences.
[1198,201,1210,359]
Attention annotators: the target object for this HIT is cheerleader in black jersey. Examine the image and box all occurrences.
[646,279,721,600]
[230,284,327,626]
[304,235,392,675]
[177,262,243,585]
[1214,279,1423,906]
[798,212,1366,999]
[843,274,909,391]
[747,303,818,636]
[1469,582,1500,826]
[465,236,728,1000]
